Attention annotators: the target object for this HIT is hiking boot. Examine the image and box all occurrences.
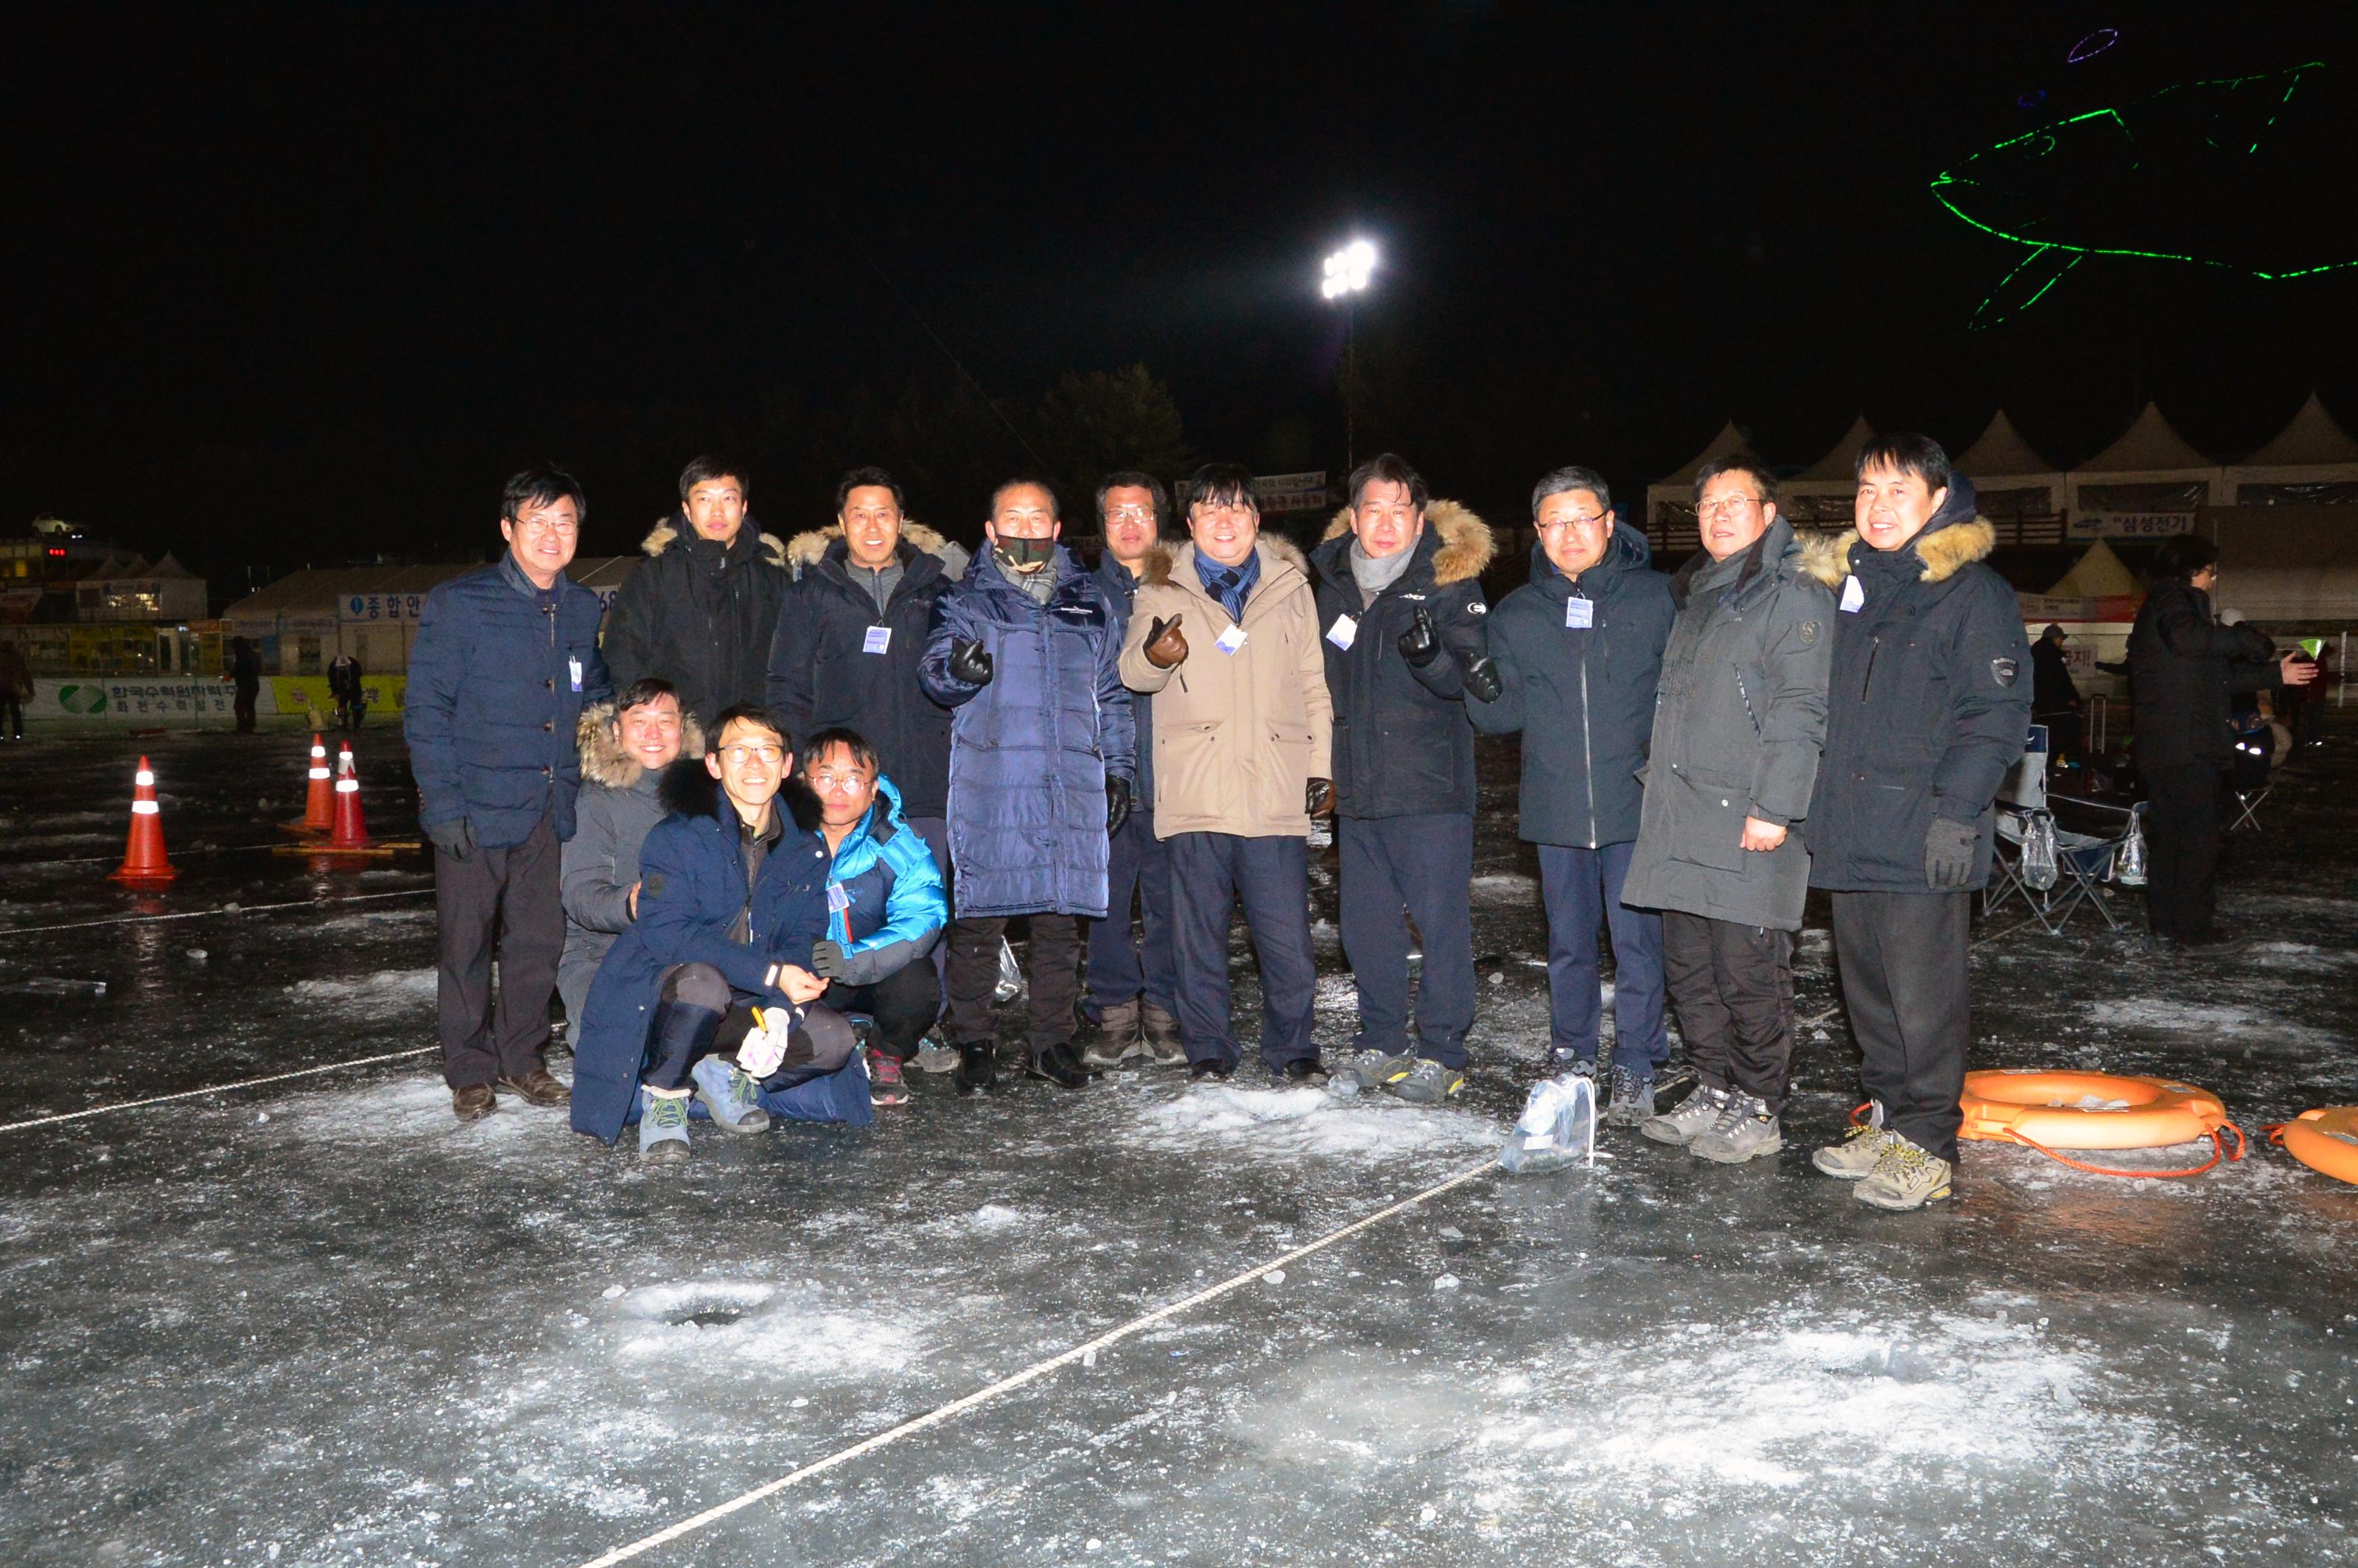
[914,1034,960,1074]
[1277,1056,1329,1088]
[497,1066,570,1107]
[1082,996,1143,1069]
[1188,1057,1235,1082]
[1640,1082,1731,1147]
[1545,1046,1596,1078]
[868,1048,909,1107]
[1326,1048,1413,1098]
[1141,1001,1186,1066]
[1688,1092,1783,1164]
[690,1057,772,1134]
[954,1040,998,1096]
[1605,1064,1655,1128]
[639,1088,691,1163]
[1813,1119,1897,1180]
[451,1082,497,1122]
[1855,1135,1954,1211]
[1391,1057,1467,1105]
[1026,1041,1091,1090]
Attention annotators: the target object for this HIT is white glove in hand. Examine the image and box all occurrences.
[736,1006,794,1080]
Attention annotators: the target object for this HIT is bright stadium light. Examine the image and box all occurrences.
[1320,238,1379,467]
[1320,239,1377,298]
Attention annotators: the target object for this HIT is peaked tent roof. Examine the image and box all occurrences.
[146,551,203,579]
[2046,539,2140,599]
[1954,410,2057,477]
[2242,392,2358,468]
[2073,403,2213,474]
[1797,415,1875,481]
[1659,420,1750,484]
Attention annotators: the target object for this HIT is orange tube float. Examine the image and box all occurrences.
[2271,1107,2358,1187]
[1959,1069,2228,1151]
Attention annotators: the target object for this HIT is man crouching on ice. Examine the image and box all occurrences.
[569,703,873,1161]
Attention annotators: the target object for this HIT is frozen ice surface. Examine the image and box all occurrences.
[1,729,2354,1567]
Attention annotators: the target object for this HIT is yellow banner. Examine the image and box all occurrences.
[269,675,408,715]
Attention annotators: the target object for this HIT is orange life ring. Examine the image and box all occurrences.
[2272,1107,2358,1187]
[1959,1070,2228,1151]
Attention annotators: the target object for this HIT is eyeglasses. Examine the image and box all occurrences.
[807,769,870,793]
[1539,514,1609,533]
[514,518,579,538]
[1696,496,1762,517]
[1104,505,1154,523]
[719,742,784,764]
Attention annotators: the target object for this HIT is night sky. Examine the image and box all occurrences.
[10,2,2358,578]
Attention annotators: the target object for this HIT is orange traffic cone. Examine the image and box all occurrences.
[285,734,334,835]
[326,742,370,850]
[111,755,179,886]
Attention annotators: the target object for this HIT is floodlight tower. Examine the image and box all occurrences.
[1321,239,1376,472]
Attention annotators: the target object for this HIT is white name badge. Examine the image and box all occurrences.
[1214,623,1248,656]
[825,881,852,912]
[1326,615,1358,650]
[862,625,892,655]
[1840,575,1865,613]
[1564,598,1595,630]
[568,657,584,692]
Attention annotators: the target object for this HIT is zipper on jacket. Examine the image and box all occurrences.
[1735,669,1760,736]
[1578,636,1598,849]
[1861,636,1880,703]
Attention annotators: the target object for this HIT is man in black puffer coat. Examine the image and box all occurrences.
[601,455,792,726]
[1802,435,2031,1213]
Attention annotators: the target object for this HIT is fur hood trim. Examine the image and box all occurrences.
[640,514,790,569]
[1137,534,1309,589]
[1797,517,1998,588]
[656,757,823,835]
[1318,499,1495,585]
[576,701,707,791]
[782,521,957,570]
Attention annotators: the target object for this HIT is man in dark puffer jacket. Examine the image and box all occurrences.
[1802,435,2030,1213]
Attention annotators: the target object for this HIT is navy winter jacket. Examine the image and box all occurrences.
[766,525,965,819]
[1309,501,1496,819]
[1803,478,2033,893]
[1468,527,1675,848]
[919,545,1134,919]
[568,766,846,1143]
[405,554,612,847]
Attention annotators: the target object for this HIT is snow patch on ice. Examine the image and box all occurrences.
[609,1281,917,1371]
[1130,1085,1496,1161]
[284,967,438,1009]
[1469,872,1539,906]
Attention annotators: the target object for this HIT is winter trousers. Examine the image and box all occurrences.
[644,963,870,1126]
[943,912,1082,1050]
[1165,831,1318,1073]
[234,682,258,733]
[434,809,562,1089]
[825,956,941,1060]
[1537,840,1668,1075]
[1660,911,1794,1115]
[1338,813,1475,1067]
[2142,761,2225,942]
[0,696,22,739]
[1829,890,1970,1165]
[1085,811,1178,1016]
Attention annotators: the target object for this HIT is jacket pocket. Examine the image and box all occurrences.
[1267,721,1314,779]
[1157,718,1227,811]
[1667,767,1751,872]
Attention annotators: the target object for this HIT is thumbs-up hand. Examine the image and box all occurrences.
[1144,613,1189,668]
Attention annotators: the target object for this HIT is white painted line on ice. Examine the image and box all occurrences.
[573,1157,1503,1567]
[0,887,431,939]
[0,1047,438,1133]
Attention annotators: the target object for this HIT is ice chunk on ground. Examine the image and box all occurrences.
[1130,1085,1496,1161]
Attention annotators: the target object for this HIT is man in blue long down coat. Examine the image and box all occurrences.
[920,479,1135,1096]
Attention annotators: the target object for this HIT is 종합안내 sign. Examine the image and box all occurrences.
[1252,472,1329,514]
[340,592,428,622]
[2067,511,2195,540]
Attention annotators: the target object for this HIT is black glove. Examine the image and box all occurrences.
[1305,777,1334,816]
[426,818,475,862]
[1396,606,1441,668]
[1462,654,1502,704]
[810,939,848,981]
[1925,818,1977,890]
[1105,776,1133,837]
[948,637,993,686]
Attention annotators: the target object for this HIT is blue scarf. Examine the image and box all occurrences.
[1194,547,1262,623]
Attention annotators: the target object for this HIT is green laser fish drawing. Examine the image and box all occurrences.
[1932,61,2358,328]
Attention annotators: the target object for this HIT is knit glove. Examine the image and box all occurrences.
[1925,818,1978,890]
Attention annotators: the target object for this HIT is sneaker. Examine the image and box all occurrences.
[1545,1047,1596,1078]
[1688,1092,1783,1164]
[1391,1057,1466,1105]
[914,1035,960,1075]
[638,1088,691,1163]
[1640,1082,1731,1147]
[1605,1064,1655,1128]
[690,1057,772,1135]
[1082,996,1143,1069]
[1141,1002,1186,1066]
[1813,1119,1897,1180]
[1327,1048,1413,1098]
[1277,1057,1329,1088]
[868,1048,909,1107]
[1855,1135,1954,1211]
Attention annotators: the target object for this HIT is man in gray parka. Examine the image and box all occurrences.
[1622,455,1833,1164]
[558,679,699,1026]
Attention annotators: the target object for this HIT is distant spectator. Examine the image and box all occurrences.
[228,636,262,734]
[0,639,30,741]
[327,648,367,732]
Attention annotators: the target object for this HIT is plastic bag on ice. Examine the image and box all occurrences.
[995,937,1024,1003]
[2021,811,2060,891]
[1500,1071,1596,1175]
[2114,810,2147,887]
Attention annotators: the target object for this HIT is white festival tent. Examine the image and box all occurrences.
[1643,419,1749,553]
[2221,392,2358,507]
[2065,403,2223,540]
[1953,410,2068,542]
[1780,415,1875,527]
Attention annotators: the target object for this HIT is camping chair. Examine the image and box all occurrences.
[1987,725,2148,935]
[2227,713,2273,833]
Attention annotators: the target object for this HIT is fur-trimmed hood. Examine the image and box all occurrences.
[1318,498,1495,585]
[1798,475,1995,587]
[575,701,707,791]
[781,522,964,575]
[640,513,791,570]
[1136,533,1309,589]
[654,756,823,836]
